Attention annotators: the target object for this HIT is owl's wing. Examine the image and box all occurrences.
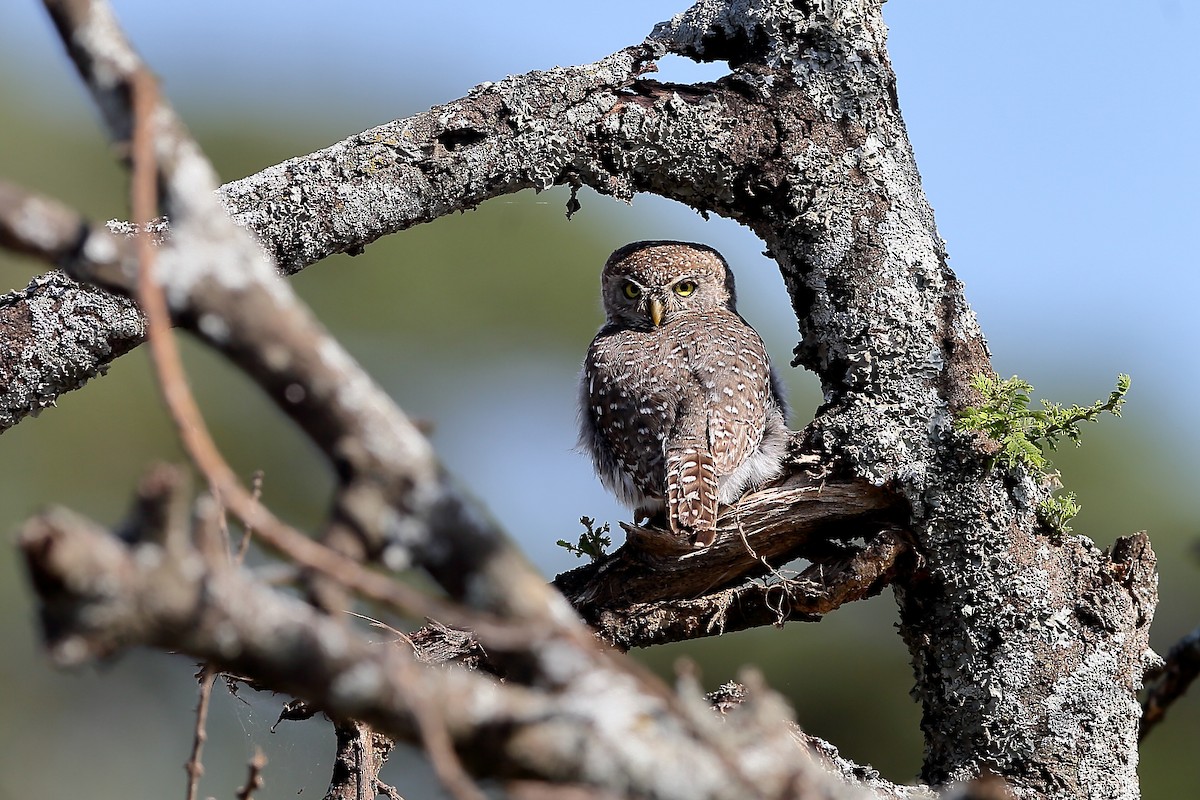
[702,333,772,477]
[709,415,757,476]
[582,331,672,506]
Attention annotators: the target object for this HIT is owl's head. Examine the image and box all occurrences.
[600,241,737,329]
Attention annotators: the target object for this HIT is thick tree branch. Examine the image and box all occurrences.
[36,0,585,647]
[554,468,903,647]
[19,491,899,800]
[577,526,909,650]
[0,182,149,426]
[17,5,934,799]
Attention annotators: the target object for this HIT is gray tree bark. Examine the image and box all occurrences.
[3,1,1161,799]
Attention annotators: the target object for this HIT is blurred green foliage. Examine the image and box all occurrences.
[1,62,1197,800]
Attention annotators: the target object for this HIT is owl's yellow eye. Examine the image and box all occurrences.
[673,280,697,297]
[623,282,641,299]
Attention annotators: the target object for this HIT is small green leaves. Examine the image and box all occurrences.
[557,516,612,562]
[955,373,1130,535]
[955,373,1130,472]
[1037,492,1081,534]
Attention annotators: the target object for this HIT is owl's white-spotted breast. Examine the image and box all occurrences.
[579,241,788,547]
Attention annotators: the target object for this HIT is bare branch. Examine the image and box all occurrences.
[577,526,909,649]
[1141,624,1200,741]
[707,682,934,800]
[324,723,400,800]
[7,0,1166,796]
[0,179,150,427]
[185,665,218,800]
[554,470,900,647]
[0,181,92,263]
[18,498,901,800]
[37,0,583,647]
[236,749,267,800]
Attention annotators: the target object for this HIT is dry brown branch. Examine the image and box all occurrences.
[185,665,219,800]
[236,748,267,800]
[1140,623,1200,741]
[324,723,401,800]
[236,471,264,564]
[554,470,901,646]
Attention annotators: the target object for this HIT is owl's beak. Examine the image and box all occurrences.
[649,297,665,327]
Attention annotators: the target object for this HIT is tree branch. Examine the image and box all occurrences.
[18,487,901,800]
[1140,623,1200,741]
[36,0,585,647]
[554,468,903,647]
[323,723,403,800]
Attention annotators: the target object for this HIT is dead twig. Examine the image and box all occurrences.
[184,664,219,800]
[236,748,267,800]
[236,470,264,565]
[132,78,217,800]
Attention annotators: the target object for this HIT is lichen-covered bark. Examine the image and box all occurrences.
[643,4,1156,797]
[216,47,661,275]
[0,272,144,429]
[648,5,1157,797]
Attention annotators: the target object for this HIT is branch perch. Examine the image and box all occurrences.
[555,469,903,647]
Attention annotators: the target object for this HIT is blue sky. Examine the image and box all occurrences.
[5,1,1192,384]
[2,0,1199,569]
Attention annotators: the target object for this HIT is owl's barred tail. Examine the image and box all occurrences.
[665,444,719,547]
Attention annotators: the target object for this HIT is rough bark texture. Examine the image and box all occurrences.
[646,5,1158,797]
[323,723,399,800]
[20,492,881,800]
[3,1,1162,799]
[553,468,904,648]
[0,271,144,428]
